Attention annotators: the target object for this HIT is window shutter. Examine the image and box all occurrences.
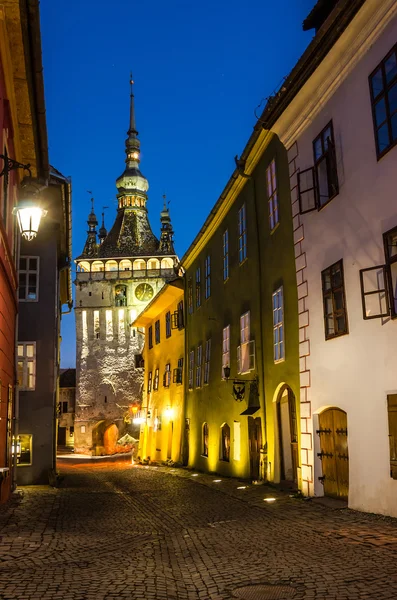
[359,265,390,319]
[326,137,339,197]
[298,167,318,213]
[249,340,255,371]
[237,345,241,374]
[387,394,397,480]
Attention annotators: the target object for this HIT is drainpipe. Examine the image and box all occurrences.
[12,228,22,492]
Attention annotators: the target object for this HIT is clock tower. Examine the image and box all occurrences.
[73,78,177,455]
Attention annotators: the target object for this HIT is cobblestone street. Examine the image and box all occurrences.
[1,462,397,599]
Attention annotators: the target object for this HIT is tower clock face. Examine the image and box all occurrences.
[135,283,154,302]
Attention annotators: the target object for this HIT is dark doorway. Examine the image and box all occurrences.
[248,416,262,480]
[182,418,190,466]
[58,427,67,446]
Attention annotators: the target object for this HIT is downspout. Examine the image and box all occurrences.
[250,176,268,480]
[12,227,21,491]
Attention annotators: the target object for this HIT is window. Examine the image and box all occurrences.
[205,255,211,299]
[173,357,183,384]
[196,345,203,388]
[384,226,397,316]
[94,310,100,339]
[220,423,230,462]
[188,278,193,314]
[369,44,397,158]
[298,121,338,213]
[165,311,171,338]
[223,230,229,281]
[177,301,184,329]
[153,368,159,391]
[135,354,144,368]
[321,260,348,339]
[148,325,153,349]
[17,434,32,466]
[19,257,39,301]
[387,394,397,479]
[58,401,68,414]
[233,421,241,461]
[272,287,285,362]
[204,339,211,385]
[222,325,230,378]
[17,343,36,391]
[155,320,160,344]
[163,363,171,388]
[202,422,209,457]
[238,204,247,263]
[80,425,86,434]
[195,267,201,307]
[148,371,153,393]
[188,351,194,390]
[115,284,127,306]
[237,312,255,374]
[266,159,279,230]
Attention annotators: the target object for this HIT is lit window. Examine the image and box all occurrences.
[19,257,39,301]
[163,363,171,388]
[238,204,247,263]
[202,423,209,457]
[94,310,100,339]
[17,434,33,466]
[220,423,230,462]
[222,325,230,378]
[196,345,203,388]
[238,312,255,374]
[148,371,153,393]
[204,339,211,385]
[173,357,183,384]
[196,267,201,307]
[17,343,36,391]
[321,262,348,339]
[369,44,397,158]
[153,368,159,391]
[266,159,279,231]
[205,255,211,299]
[188,350,194,390]
[273,287,285,361]
[223,230,229,281]
[233,421,241,461]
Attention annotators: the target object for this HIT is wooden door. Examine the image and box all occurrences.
[318,408,348,500]
[248,417,262,480]
[58,427,66,446]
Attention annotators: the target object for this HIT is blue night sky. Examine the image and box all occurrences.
[40,0,315,368]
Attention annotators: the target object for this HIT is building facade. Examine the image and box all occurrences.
[265,0,397,515]
[181,130,299,482]
[0,0,51,502]
[57,368,76,451]
[134,279,185,464]
[17,168,72,485]
[74,81,177,456]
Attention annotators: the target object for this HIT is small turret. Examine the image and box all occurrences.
[159,195,175,254]
[81,198,98,257]
[99,208,108,244]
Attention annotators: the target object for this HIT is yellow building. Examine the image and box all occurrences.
[133,279,185,464]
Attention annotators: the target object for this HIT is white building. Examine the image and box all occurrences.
[263,0,397,515]
[74,80,177,455]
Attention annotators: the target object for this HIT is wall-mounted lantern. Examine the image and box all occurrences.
[223,366,260,415]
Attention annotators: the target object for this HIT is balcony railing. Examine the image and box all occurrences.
[75,268,175,282]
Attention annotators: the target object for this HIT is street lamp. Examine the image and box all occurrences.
[0,153,47,241]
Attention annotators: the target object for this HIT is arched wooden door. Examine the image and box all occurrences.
[277,387,299,483]
[318,408,349,500]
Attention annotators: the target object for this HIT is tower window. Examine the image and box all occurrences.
[115,285,127,306]
[19,256,40,301]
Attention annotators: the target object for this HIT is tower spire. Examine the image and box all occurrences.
[81,195,98,257]
[159,194,175,255]
[129,73,137,137]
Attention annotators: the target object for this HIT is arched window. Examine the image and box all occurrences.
[220,423,230,462]
[77,261,90,273]
[202,423,209,457]
[119,259,132,271]
[105,260,118,272]
[133,259,146,271]
[161,257,174,269]
[115,285,127,307]
[148,258,160,270]
[91,261,104,272]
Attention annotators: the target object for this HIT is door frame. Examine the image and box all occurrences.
[275,385,299,484]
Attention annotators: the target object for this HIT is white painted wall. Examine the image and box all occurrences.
[273,1,397,516]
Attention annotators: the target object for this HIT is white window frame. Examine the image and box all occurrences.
[237,312,255,374]
[19,256,40,302]
[204,339,211,385]
[273,287,285,363]
[17,342,36,391]
[266,159,279,231]
[153,368,159,391]
[238,204,247,264]
[163,363,171,388]
[222,325,230,379]
[188,350,194,390]
[196,345,203,388]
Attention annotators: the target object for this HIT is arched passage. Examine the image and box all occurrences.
[91,420,119,456]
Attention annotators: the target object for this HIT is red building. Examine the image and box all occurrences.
[0,1,49,503]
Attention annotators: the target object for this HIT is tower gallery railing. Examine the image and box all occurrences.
[75,268,175,282]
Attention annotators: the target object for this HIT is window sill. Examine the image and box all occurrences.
[201,454,208,459]
[376,138,397,162]
[239,258,248,267]
[270,221,280,235]
[325,330,349,341]
[274,358,285,365]
[317,192,339,212]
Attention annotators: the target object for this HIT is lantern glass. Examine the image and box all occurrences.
[15,207,47,241]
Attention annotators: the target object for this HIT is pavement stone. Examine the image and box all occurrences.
[0,461,397,599]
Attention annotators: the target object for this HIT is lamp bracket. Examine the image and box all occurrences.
[0,153,31,181]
